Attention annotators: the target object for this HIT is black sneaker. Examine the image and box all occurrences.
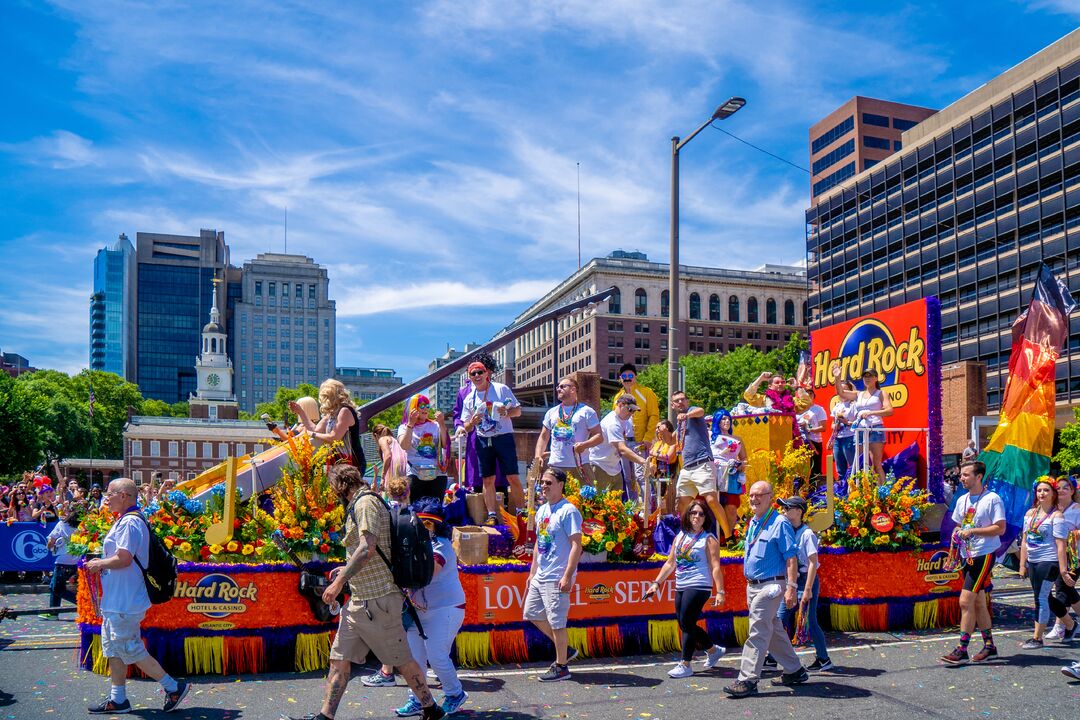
[762,655,777,668]
[1020,638,1044,650]
[421,704,446,720]
[807,658,834,672]
[89,698,131,714]
[1063,623,1078,644]
[538,664,571,682]
[771,667,809,686]
[163,681,190,713]
[723,680,758,698]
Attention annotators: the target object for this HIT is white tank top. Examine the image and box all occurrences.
[854,390,884,428]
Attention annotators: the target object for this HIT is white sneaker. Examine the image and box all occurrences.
[667,662,694,678]
[1062,661,1080,680]
[703,645,727,670]
[1047,623,1065,641]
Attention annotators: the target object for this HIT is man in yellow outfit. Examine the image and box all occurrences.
[612,363,659,448]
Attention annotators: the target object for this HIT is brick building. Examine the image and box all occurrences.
[511,251,808,388]
[123,416,271,484]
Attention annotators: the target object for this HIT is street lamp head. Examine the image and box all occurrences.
[712,97,746,120]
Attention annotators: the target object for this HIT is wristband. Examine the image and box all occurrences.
[786,582,797,589]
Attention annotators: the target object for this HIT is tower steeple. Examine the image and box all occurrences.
[190,274,238,420]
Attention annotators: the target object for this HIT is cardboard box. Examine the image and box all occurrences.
[453,526,491,565]
[465,492,505,525]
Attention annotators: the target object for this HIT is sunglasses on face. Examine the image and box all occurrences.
[620,373,635,381]
[540,480,557,487]
[469,370,486,377]
[557,384,573,390]
[417,403,431,411]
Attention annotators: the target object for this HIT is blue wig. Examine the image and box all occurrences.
[711,409,733,442]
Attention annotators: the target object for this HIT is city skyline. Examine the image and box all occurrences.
[2,2,1078,382]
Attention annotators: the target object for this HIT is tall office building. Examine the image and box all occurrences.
[232,253,336,413]
[512,251,808,388]
[90,233,136,379]
[810,97,938,203]
[427,343,480,413]
[806,28,1080,416]
[135,230,229,403]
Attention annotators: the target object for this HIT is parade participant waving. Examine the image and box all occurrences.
[612,363,660,447]
[399,394,451,503]
[291,380,366,476]
[645,499,726,679]
[832,366,893,483]
[724,481,806,698]
[742,372,811,414]
[671,391,730,538]
[394,498,468,718]
[1018,478,1064,649]
[590,395,649,495]
[941,461,1006,665]
[524,468,584,683]
[459,357,523,524]
[534,377,601,486]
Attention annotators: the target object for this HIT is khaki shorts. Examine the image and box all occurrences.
[590,466,623,493]
[676,461,717,498]
[330,592,413,667]
[523,579,572,630]
[101,611,150,664]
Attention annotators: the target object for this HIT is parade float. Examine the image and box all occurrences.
[73,295,965,676]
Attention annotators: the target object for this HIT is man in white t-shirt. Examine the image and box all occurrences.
[534,376,602,485]
[84,478,189,714]
[797,390,828,477]
[524,468,583,683]
[941,461,1006,665]
[589,395,648,494]
[459,361,523,525]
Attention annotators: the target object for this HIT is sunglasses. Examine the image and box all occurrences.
[620,373,635,381]
[557,384,573,390]
[539,480,557,487]
[469,370,486,377]
[417,403,431,410]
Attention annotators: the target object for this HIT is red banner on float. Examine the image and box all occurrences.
[810,298,940,481]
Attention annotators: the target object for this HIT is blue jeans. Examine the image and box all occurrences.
[777,576,829,662]
[833,436,854,484]
[49,563,78,609]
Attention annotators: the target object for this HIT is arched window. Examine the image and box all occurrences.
[728,295,740,322]
[766,298,777,325]
[211,337,217,353]
[802,301,809,325]
[784,299,795,326]
[689,292,701,320]
[635,288,647,316]
[661,290,670,318]
[748,297,759,323]
[709,294,721,321]
[608,287,621,314]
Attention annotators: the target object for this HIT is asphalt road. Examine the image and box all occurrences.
[1,571,1078,720]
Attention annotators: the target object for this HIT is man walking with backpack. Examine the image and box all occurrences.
[84,478,189,714]
[284,464,444,720]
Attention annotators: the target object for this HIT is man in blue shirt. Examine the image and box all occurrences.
[724,481,807,698]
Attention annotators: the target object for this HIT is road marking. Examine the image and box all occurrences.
[455,628,1029,678]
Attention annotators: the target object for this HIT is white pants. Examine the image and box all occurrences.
[406,605,465,697]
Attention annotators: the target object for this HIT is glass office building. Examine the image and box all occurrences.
[806,31,1080,410]
[135,230,228,403]
[90,234,135,379]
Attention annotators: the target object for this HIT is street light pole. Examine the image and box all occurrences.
[667,97,745,420]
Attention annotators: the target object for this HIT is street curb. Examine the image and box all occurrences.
[0,584,49,595]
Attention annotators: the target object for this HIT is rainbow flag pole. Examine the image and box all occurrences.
[980,264,1076,543]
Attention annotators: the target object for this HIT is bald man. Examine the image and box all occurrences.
[85,478,189,714]
[724,481,806,699]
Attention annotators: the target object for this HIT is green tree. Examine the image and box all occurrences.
[636,363,668,409]
[141,399,173,416]
[1054,408,1080,472]
[255,383,321,424]
[771,331,810,377]
[365,401,405,432]
[0,373,44,477]
[170,401,190,417]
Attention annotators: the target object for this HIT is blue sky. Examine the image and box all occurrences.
[2,1,1079,383]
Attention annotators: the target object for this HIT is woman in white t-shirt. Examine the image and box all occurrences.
[830,382,857,489]
[1018,478,1065,649]
[831,366,892,483]
[398,394,450,503]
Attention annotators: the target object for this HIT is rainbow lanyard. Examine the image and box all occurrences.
[1027,508,1052,536]
[678,530,704,557]
[746,506,777,551]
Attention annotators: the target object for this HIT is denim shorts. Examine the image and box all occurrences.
[868,430,886,444]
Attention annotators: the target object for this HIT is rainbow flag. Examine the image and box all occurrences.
[980,264,1075,539]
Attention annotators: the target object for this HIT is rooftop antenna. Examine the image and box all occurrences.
[576,162,581,270]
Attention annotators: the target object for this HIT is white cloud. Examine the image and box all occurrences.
[1,130,99,169]
[337,279,559,316]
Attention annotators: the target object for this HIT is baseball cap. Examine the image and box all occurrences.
[778,496,807,512]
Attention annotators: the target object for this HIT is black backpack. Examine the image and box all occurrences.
[353,492,433,590]
[124,511,178,604]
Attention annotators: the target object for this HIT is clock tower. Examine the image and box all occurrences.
[190,276,239,420]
